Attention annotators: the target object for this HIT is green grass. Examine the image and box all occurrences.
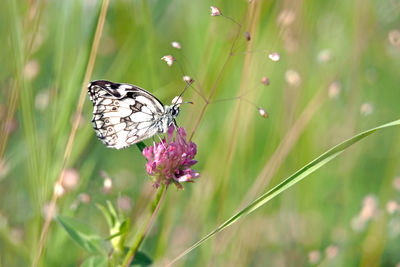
[1,0,400,266]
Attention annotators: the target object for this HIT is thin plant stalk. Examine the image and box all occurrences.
[33,0,109,265]
[188,4,249,141]
[215,0,262,219]
[122,184,169,266]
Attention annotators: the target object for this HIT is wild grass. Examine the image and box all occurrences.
[1,0,400,266]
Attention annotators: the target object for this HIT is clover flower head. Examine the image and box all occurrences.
[142,126,199,189]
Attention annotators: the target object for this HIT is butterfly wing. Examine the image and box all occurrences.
[88,80,165,149]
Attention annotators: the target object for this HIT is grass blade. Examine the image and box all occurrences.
[166,118,400,266]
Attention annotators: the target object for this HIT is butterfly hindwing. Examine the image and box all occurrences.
[88,80,167,149]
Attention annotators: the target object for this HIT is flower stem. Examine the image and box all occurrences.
[122,183,168,266]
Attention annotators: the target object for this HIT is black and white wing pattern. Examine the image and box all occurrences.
[87,80,167,149]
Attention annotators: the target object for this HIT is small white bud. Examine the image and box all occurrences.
[317,49,332,63]
[388,29,400,47]
[360,102,373,116]
[244,31,251,41]
[171,41,181,49]
[161,55,175,66]
[308,250,321,264]
[261,77,270,86]
[103,178,112,191]
[54,182,65,197]
[328,81,341,98]
[258,107,268,118]
[183,75,194,84]
[285,69,301,87]
[172,96,183,105]
[23,60,40,80]
[325,245,339,259]
[393,177,400,191]
[386,200,399,214]
[268,52,280,62]
[210,6,222,16]
[61,168,80,190]
[79,193,91,203]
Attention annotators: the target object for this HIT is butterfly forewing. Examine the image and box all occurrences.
[88,80,166,149]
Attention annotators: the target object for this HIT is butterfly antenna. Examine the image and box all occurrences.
[172,121,188,146]
[173,80,194,106]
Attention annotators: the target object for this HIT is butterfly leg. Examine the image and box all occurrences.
[172,120,188,145]
[152,136,157,153]
[156,133,168,150]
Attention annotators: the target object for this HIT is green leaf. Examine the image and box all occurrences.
[96,203,114,228]
[106,200,118,223]
[56,215,106,254]
[104,219,130,240]
[81,255,108,267]
[130,251,152,266]
[136,142,146,152]
[167,119,400,265]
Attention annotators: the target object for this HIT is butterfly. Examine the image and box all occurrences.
[87,80,181,149]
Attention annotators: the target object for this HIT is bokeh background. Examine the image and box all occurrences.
[1,0,400,266]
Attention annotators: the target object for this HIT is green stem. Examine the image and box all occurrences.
[121,183,168,266]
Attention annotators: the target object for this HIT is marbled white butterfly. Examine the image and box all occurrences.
[88,80,180,149]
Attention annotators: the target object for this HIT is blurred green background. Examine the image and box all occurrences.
[1,0,400,266]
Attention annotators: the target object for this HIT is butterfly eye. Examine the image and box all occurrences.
[171,107,179,116]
